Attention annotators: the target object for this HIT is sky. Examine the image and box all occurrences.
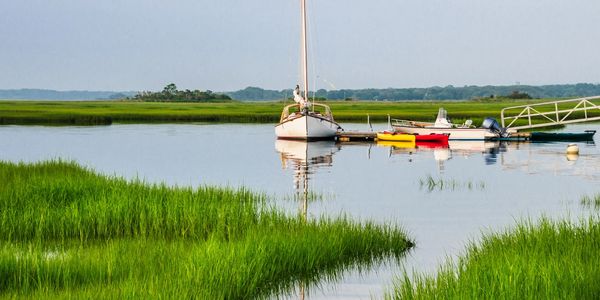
[2,0,600,92]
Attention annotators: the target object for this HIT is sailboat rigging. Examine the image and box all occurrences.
[275,0,342,140]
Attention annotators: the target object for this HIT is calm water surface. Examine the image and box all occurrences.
[2,123,599,299]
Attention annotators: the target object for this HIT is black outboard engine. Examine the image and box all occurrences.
[481,117,506,137]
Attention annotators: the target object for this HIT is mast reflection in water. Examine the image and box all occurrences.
[275,140,340,218]
[275,140,342,299]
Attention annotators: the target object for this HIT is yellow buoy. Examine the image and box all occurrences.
[566,143,579,155]
[566,154,579,161]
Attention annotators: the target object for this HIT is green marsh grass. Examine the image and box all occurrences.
[390,216,600,299]
[0,99,551,125]
[0,160,413,298]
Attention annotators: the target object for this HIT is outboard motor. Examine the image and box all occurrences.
[481,117,506,137]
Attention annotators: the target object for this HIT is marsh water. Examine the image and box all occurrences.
[2,123,600,299]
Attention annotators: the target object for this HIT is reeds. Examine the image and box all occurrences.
[389,216,600,299]
[0,160,261,242]
[0,160,413,298]
[418,175,485,192]
[581,193,600,209]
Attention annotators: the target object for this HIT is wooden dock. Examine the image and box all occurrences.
[336,131,531,142]
[504,131,531,141]
[336,131,377,142]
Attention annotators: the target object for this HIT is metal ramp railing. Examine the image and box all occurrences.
[501,96,600,132]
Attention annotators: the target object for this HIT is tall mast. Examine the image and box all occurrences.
[300,0,308,102]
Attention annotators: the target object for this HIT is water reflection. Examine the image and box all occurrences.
[498,141,600,181]
[275,140,341,299]
[370,139,599,181]
[373,139,600,180]
[376,140,506,171]
[276,140,339,191]
[446,140,505,166]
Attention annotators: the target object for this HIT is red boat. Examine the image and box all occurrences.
[414,133,449,143]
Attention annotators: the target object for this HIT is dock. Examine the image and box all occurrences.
[336,131,532,142]
[336,131,377,142]
[504,131,531,141]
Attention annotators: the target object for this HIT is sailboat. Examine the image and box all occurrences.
[275,0,342,140]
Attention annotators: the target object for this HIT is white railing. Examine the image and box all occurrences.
[279,102,335,123]
[501,96,600,132]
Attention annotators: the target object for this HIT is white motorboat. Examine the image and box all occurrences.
[275,0,342,140]
[391,108,500,140]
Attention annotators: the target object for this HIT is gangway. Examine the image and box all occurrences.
[501,96,600,132]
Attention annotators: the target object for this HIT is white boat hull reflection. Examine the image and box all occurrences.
[448,140,500,154]
[275,139,340,222]
[275,139,340,172]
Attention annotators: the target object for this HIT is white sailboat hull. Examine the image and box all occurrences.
[275,114,339,140]
[393,125,498,140]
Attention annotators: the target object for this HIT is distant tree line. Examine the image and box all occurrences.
[132,83,232,102]
[3,83,599,102]
[226,83,600,101]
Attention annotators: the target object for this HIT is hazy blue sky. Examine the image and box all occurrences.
[2,0,600,91]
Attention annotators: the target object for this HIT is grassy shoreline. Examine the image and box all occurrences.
[0,160,413,298]
[2,161,598,297]
[390,214,600,299]
[0,99,550,125]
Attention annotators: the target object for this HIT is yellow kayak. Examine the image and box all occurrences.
[376,131,416,142]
